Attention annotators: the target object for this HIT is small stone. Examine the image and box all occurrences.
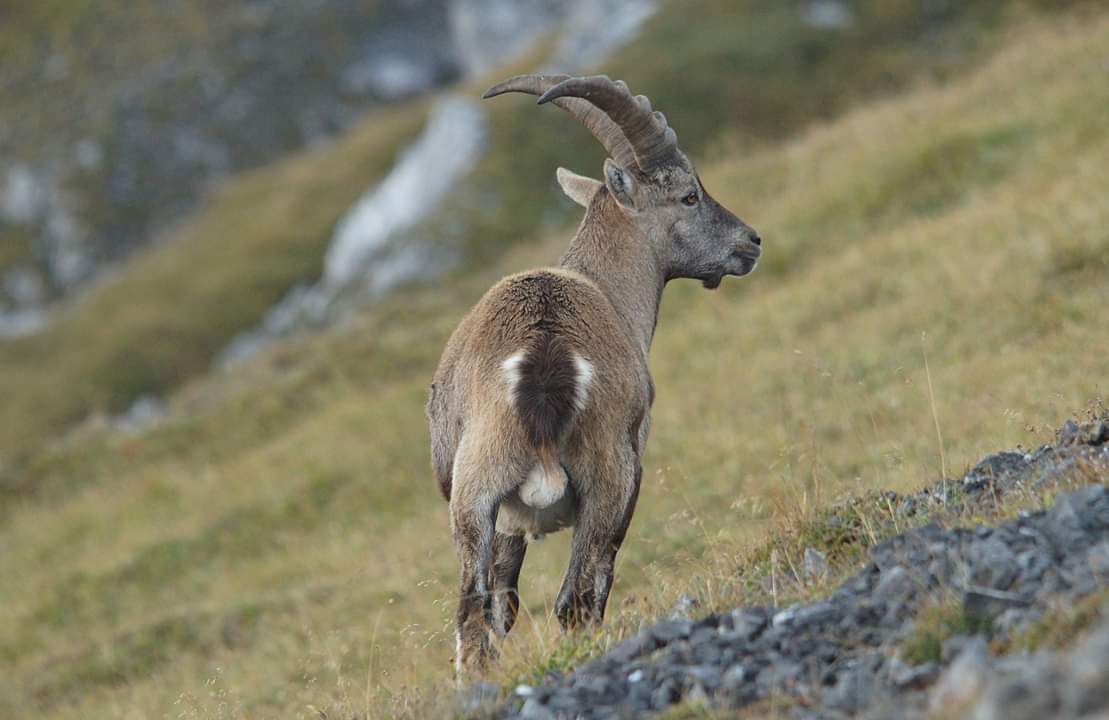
[627,669,644,684]
[571,673,610,699]
[804,547,829,580]
[774,601,837,628]
[964,588,1028,621]
[725,608,768,640]
[887,655,939,689]
[1064,620,1109,714]
[873,565,920,605]
[519,696,555,720]
[670,592,699,619]
[685,665,722,693]
[942,635,973,663]
[514,684,535,697]
[652,618,694,645]
[972,658,1062,720]
[721,664,747,692]
[965,536,1020,590]
[756,660,802,692]
[1058,419,1082,445]
[825,665,879,712]
[1088,539,1109,578]
[607,630,659,664]
[651,677,680,710]
[1043,485,1109,551]
[928,637,989,714]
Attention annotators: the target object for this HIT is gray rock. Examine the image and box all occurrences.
[606,630,660,665]
[965,536,1021,590]
[826,663,881,712]
[725,608,769,640]
[1059,419,1083,445]
[684,665,722,693]
[963,587,1028,622]
[874,565,920,605]
[772,601,837,628]
[804,547,829,580]
[1043,485,1109,550]
[928,637,989,714]
[971,656,1062,720]
[670,592,699,619]
[518,696,555,720]
[493,423,1109,720]
[650,677,679,709]
[1063,621,1109,714]
[756,659,802,693]
[888,655,939,689]
[652,618,694,645]
[1088,539,1109,578]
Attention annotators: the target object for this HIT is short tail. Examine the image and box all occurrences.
[508,334,592,509]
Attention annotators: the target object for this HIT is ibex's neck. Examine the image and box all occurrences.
[559,190,666,357]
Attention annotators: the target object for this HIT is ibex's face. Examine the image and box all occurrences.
[604,155,761,289]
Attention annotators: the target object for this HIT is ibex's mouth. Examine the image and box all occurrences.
[734,244,762,262]
[702,275,723,290]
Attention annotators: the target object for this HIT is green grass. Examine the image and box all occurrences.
[995,590,1109,655]
[0,4,1108,719]
[901,601,994,666]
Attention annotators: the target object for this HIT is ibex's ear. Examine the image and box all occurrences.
[556,167,602,208]
[603,158,638,210]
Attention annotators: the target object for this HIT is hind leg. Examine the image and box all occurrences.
[451,495,498,676]
[449,430,530,677]
[555,444,641,630]
[490,533,528,636]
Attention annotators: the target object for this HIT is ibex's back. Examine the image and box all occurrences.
[428,74,761,676]
[431,263,647,536]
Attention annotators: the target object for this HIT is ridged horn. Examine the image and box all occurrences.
[536,75,678,171]
[482,74,640,170]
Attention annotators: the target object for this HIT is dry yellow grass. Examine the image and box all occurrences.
[1,8,1107,719]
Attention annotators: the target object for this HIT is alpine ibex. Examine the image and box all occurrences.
[427,74,762,674]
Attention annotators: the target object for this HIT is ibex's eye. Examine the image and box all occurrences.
[682,192,698,207]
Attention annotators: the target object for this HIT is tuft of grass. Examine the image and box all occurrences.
[994,591,1109,655]
[900,599,994,666]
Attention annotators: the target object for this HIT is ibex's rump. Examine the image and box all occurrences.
[508,332,588,508]
[428,75,761,676]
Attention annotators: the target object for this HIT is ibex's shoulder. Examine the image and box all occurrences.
[494,267,600,295]
[479,267,609,319]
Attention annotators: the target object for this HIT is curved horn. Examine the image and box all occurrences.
[482,74,639,169]
[537,75,678,171]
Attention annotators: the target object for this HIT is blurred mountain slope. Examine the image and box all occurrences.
[0,6,1106,717]
[0,0,1082,464]
[0,0,410,297]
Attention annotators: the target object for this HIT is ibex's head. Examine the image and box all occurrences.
[484,74,761,289]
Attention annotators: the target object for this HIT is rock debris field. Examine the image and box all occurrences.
[481,415,1109,719]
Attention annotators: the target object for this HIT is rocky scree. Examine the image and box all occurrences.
[478,414,1109,719]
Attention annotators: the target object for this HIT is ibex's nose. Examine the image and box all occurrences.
[749,232,762,246]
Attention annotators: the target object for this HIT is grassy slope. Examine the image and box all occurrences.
[0,6,1106,717]
[0,0,1062,462]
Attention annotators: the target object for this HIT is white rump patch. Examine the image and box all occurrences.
[519,462,568,509]
[571,352,594,412]
[500,350,526,403]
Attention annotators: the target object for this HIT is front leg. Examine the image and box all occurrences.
[555,454,641,630]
